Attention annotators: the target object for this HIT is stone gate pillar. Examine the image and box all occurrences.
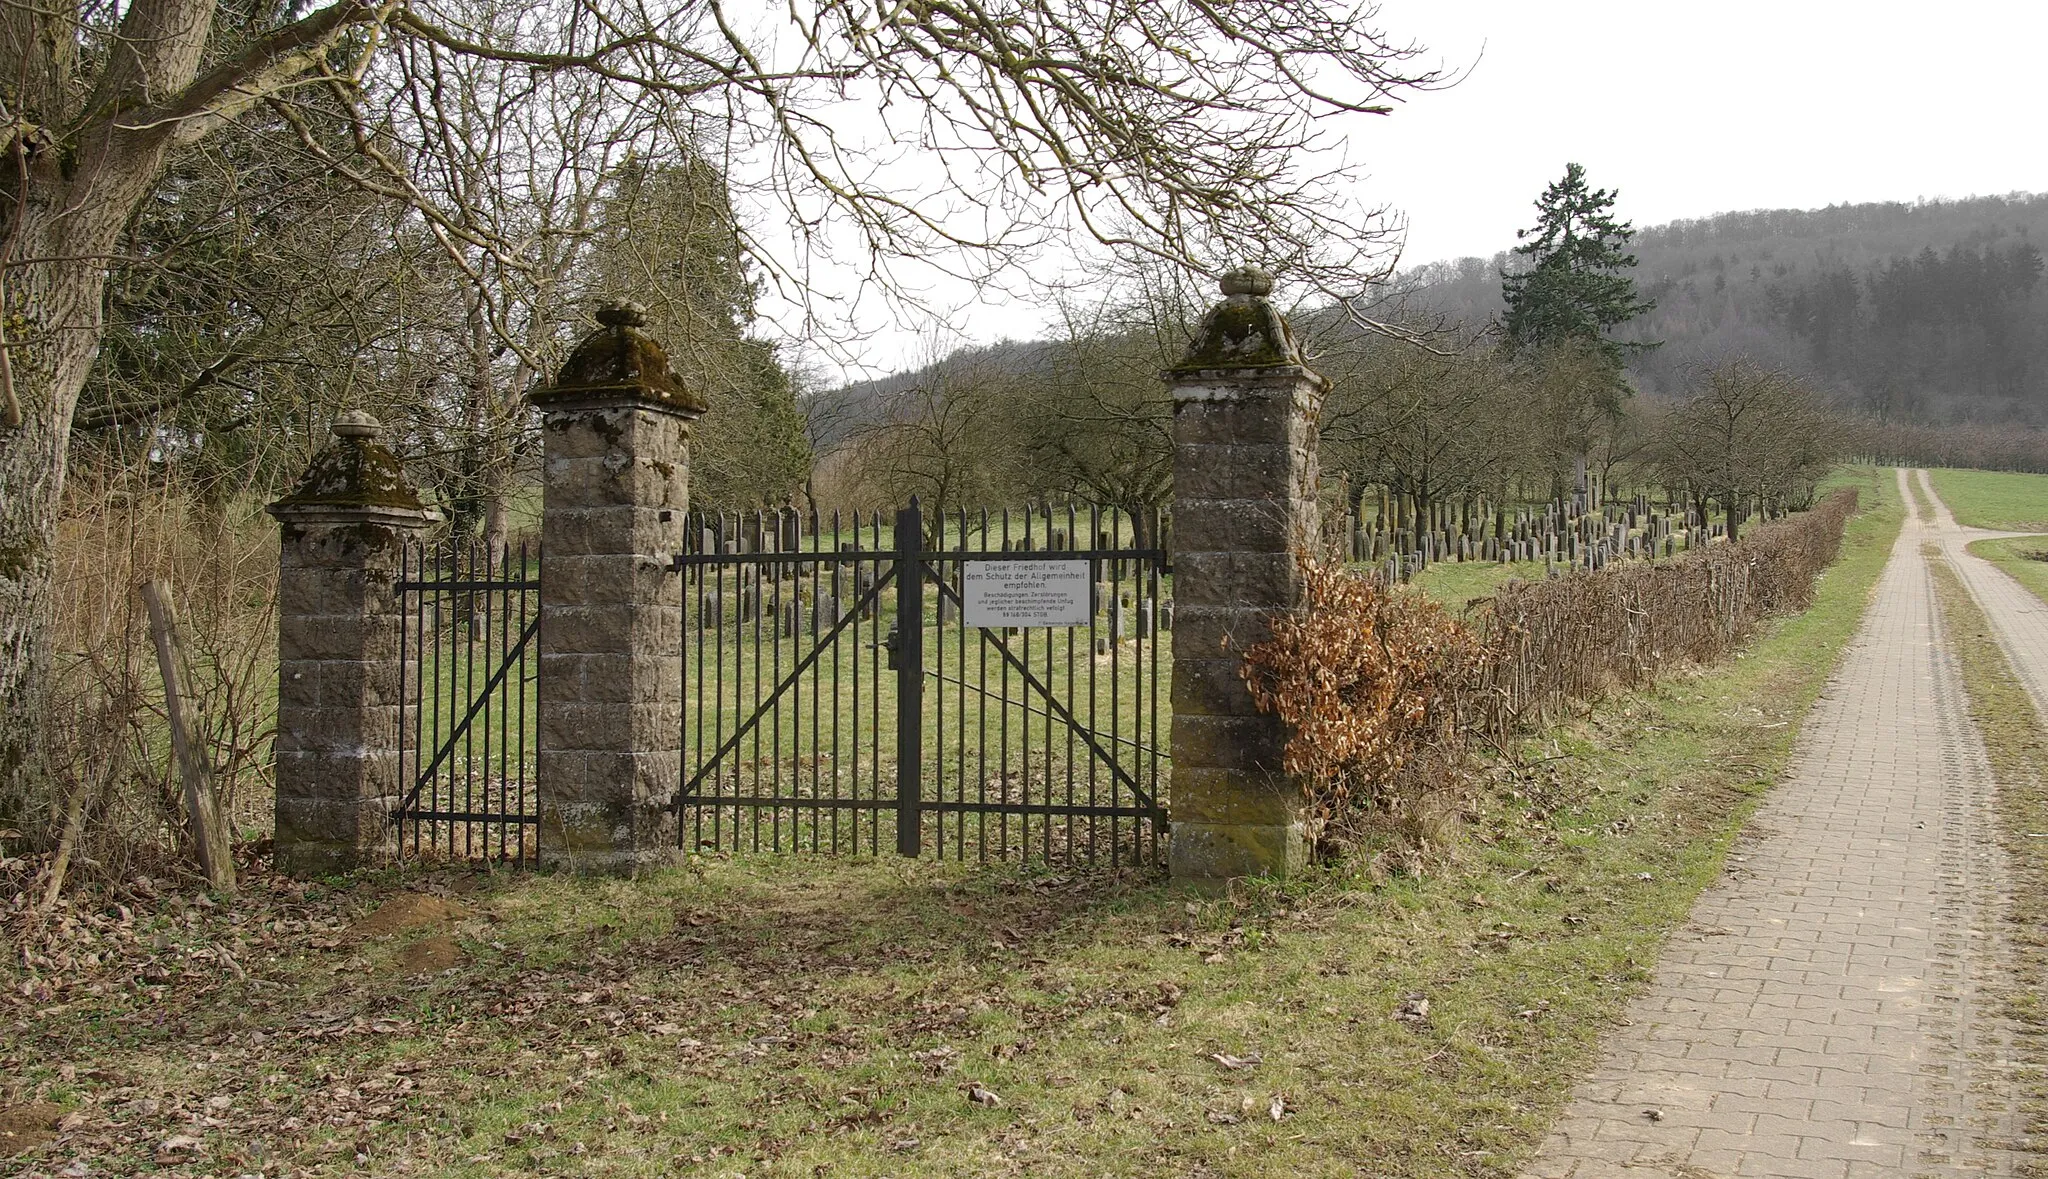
[268,412,439,876]
[1167,268,1325,881]
[531,302,706,874]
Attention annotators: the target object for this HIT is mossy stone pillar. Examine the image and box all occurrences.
[531,302,706,874]
[268,412,439,876]
[1167,268,1325,882]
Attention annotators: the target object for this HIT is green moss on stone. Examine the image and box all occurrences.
[270,437,426,511]
[1173,295,1304,372]
[531,318,710,415]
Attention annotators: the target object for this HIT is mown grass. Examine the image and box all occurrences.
[1408,557,1551,609]
[3,469,1904,1179]
[1927,467,2048,530]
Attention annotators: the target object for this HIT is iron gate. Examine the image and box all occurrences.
[394,540,541,862]
[673,502,1171,866]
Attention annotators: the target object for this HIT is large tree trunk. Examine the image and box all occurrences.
[0,0,219,837]
[0,248,120,838]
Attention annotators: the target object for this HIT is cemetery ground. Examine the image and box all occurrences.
[4,464,1984,1179]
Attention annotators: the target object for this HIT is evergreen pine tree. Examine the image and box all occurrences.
[1500,163,1656,360]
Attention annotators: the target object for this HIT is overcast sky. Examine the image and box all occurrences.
[792,0,2048,380]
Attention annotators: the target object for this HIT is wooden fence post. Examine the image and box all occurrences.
[141,579,234,893]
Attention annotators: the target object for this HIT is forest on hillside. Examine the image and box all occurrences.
[1399,194,2048,423]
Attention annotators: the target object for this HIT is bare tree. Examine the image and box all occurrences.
[1316,322,1527,527]
[1654,360,1839,540]
[840,341,1023,532]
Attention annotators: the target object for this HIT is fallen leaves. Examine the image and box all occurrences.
[964,1081,1002,1108]
[153,1133,204,1163]
[1391,993,1431,1025]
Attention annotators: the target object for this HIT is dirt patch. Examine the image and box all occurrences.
[394,935,465,975]
[346,893,469,940]
[0,1102,64,1158]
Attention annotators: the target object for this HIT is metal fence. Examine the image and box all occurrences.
[394,540,541,862]
[674,502,1171,866]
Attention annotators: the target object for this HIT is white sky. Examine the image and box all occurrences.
[785,0,2048,381]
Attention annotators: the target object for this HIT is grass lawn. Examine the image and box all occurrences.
[1408,558,1551,609]
[0,470,1902,1179]
[1926,467,2048,530]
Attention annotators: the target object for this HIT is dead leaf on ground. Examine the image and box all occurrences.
[964,1082,1002,1108]
[154,1133,204,1163]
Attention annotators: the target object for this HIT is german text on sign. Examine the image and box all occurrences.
[961,560,1091,627]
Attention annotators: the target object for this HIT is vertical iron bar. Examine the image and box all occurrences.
[956,507,968,859]
[521,542,535,866]
[1065,501,1078,863]
[895,499,924,857]
[829,509,843,854]
[936,511,949,858]
[995,507,1010,859]
[396,541,411,857]
[1091,505,1104,865]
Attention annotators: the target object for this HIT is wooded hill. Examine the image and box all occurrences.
[1399,193,2048,423]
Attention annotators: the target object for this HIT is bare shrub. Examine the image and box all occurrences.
[1244,488,1860,858]
[1468,488,1857,739]
[26,466,278,896]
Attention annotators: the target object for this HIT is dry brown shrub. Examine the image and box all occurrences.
[1244,488,1860,858]
[1241,561,1484,853]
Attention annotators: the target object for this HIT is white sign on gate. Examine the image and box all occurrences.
[962,560,1091,627]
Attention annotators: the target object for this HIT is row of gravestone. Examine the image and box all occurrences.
[693,522,1135,558]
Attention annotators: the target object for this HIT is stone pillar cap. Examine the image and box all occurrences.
[1219,266,1275,298]
[268,412,434,522]
[1171,263,1305,373]
[529,301,709,415]
[331,410,382,439]
[596,300,648,327]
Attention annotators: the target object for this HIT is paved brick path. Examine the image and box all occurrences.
[1521,469,2031,1178]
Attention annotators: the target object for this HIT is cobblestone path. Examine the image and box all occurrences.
[1521,469,2034,1178]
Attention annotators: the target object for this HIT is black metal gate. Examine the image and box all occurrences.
[673,502,1170,866]
[394,540,541,862]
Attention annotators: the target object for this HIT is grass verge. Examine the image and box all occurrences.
[1922,551,2048,1161]
[0,470,1903,1179]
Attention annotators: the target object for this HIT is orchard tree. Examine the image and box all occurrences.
[1655,359,1839,540]
[1500,162,1656,359]
[0,0,1447,829]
